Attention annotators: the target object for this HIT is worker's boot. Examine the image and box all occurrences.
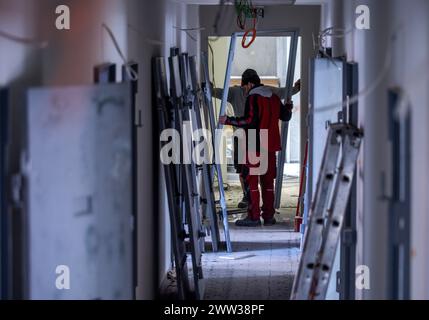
[263,217,276,226]
[237,194,248,209]
[235,217,261,227]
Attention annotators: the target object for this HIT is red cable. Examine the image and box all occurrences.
[295,140,308,218]
[236,2,258,49]
[241,27,257,48]
[241,7,257,49]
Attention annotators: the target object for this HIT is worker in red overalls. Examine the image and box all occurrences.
[219,69,293,227]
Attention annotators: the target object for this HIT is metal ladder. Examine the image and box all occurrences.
[169,51,206,299]
[153,57,191,299]
[291,123,362,300]
[187,55,221,252]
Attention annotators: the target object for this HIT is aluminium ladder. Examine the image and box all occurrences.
[187,55,221,252]
[291,123,362,300]
[169,52,205,299]
[153,57,191,299]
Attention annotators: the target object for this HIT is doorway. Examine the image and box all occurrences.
[203,31,302,299]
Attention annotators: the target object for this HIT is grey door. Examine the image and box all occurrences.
[309,58,345,194]
[26,84,133,299]
[307,58,346,300]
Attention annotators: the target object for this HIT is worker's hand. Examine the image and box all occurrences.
[285,101,293,111]
[201,82,215,92]
[293,79,301,94]
[219,115,228,125]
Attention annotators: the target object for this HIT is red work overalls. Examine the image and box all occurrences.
[225,85,292,221]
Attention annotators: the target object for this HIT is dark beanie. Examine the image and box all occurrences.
[241,69,261,86]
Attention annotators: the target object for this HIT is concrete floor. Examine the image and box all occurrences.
[202,175,302,300]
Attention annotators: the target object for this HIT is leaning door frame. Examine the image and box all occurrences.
[216,28,300,209]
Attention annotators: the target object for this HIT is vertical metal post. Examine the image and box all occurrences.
[201,52,218,177]
[339,62,358,300]
[214,35,237,253]
[218,35,237,121]
[274,32,299,208]
[122,62,139,299]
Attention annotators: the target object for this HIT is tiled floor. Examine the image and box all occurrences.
[168,176,303,300]
[202,221,301,300]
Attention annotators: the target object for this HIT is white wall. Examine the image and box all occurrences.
[324,0,429,299]
[0,0,200,299]
[0,0,42,175]
[0,0,43,298]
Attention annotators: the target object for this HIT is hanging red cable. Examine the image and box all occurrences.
[241,5,257,48]
[241,26,257,48]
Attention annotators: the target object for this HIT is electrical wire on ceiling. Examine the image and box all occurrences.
[102,23,138,81]
[174,26,206,31]
[127,24,164,46]
[0,29,48,48]
[235,0,255,30]
[173,26,205,43]
[315,27,354,54]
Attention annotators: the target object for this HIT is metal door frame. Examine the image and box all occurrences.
[121,62,140,299]
[339,62,359,300]
[216,28,300,210]
[387,88,411,300]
